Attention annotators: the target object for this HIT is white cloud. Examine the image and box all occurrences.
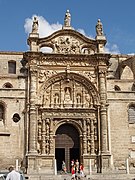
[127,53,135,55]
[105,43,120,54]
[24,15,62,38]
[77,28,93,39]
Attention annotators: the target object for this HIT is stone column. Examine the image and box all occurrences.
[46,118,50,154]
[42,119,46,154]
[73,80,75,107]
[50,85,53,108]
[90,119,95,155]
[60,81,62,108]
[98,70,108,154]
[29,69,38,154]
[83,119,87,154]
[49,118,54,155]
[86,119,90,154]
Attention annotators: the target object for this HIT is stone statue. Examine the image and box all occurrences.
[64,87,72,106]
[64,88,71,102]
[64,10,71,27]
[54,94,59,105]
[96,19,103,36]
[76,94,81,104]
[32,16,38,33]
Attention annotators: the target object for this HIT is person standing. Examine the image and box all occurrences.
[75,159,79,173]
[62,160,67,174]
[71,159,75,167]
[6,166,20,180]
[79,163,85,178]
[71,165,76,180]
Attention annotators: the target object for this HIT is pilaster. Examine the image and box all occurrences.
[98,63,111,172]
[29,69,38,154]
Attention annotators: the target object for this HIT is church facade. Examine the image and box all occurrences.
[0,11,135,176]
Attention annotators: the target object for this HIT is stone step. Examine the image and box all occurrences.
[26,173,135,180]
[87,173,135,180]
[27,174,86,180]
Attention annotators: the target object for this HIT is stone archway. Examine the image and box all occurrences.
[55,123,80,172]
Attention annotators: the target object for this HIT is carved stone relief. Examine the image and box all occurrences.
[39,59,93,66]
[40,79,94,109]
[77,71,97,85]
[86,117,98,155]
[38,69,57,83]
[52,36,81,54]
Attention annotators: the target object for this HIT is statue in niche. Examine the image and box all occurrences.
[76,94,81,107]
[32,16,38,33]
[46,141,49,154]
[43,92,50,107]
[85,93,93,108]
[87,140,91,153]
[96,19,103,36]
[54,93,59,107]
[37,141,41,154]
[64,87,72,106]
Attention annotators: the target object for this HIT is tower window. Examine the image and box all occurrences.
[8,61,16,74]
[128,105,135,123]
[0,104,5,122]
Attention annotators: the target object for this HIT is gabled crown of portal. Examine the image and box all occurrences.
[28,12,107,54]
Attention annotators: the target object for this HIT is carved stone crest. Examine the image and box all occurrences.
[52,36,81,54]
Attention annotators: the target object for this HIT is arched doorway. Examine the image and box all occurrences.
[55,123,80,172]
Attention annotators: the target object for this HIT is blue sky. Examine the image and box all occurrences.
[0,0,135,54]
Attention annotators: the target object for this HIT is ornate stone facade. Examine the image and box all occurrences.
[0,11,135,178]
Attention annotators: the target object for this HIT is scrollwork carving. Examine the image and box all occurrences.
[30,66,37,77]
[38,70,57,83]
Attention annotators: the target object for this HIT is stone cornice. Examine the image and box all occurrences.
[110,54,132,58]
[24,51,110,65]
[0,51,23,55]
[0,74,26,79]
[39,107,96,112]
[38,29,96,46]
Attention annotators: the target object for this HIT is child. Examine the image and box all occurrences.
[71,165,76,180]
[75,159,79,173]
[62,161,67,174]
[79,163,84,177]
